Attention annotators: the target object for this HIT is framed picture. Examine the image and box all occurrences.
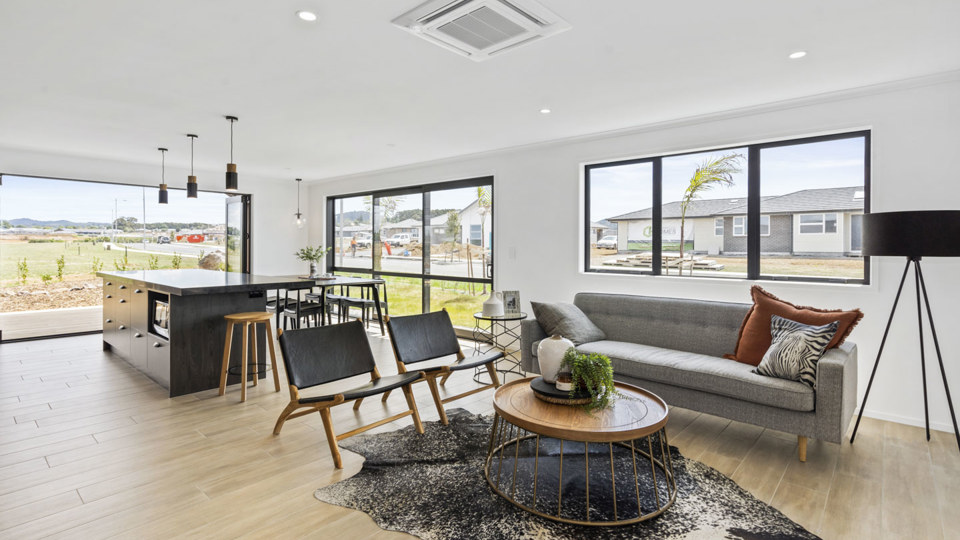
[502,290,520,314]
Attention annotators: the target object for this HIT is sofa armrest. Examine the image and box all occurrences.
[521,319,548,374]
[814,341,858,444]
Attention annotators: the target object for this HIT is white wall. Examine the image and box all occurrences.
[308,72,960,432]
[0,147,307,276]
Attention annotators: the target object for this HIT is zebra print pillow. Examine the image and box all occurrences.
[755,315,839,388]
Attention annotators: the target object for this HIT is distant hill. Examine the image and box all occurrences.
[8,218,110,228]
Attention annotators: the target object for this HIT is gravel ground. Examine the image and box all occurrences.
[0,277,102,312]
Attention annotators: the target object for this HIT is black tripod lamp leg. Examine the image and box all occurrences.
[851,257,913,444]
[916,262,960,452]
[915,262,931,441]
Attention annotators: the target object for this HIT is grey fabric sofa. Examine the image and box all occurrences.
[520,292,858,461]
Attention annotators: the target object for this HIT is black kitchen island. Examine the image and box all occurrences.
[97,270,313,397]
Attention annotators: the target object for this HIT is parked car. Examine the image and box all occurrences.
[387,233,412,246]
[157,235,171,244]
[355,232,372,248]
[596,235,618,249]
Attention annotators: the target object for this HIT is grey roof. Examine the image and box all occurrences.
[607,196,750,221]
[716,186,864,215]
[607,186,864,221]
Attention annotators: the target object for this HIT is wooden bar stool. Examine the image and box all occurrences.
[218,312,281,402]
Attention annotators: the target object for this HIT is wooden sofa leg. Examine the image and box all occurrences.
[319,408,343,469]
[798,435,807,462]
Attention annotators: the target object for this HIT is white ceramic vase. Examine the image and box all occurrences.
[537,334,574,384]
[482,291,504,317]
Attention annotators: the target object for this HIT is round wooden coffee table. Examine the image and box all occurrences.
[484,377,676,526]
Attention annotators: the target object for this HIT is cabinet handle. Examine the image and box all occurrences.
[119,299,126,303]
[105,318,112,323]
[118,325,126,330]
[135,332,143,338]
[134,289,143,294]
[152,342,163,348]
[106,282,112,286]
[105,294,112,299]
[119,285,127,290]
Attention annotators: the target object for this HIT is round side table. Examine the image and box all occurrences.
[472,311,526,382]
[485,377,676,526]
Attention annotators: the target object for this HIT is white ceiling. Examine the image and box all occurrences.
[1,0,958,183]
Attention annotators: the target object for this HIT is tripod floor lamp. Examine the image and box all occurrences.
[850,210,960,451]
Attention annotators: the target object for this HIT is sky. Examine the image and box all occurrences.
[0,175,230,225]
[590,136,866,221]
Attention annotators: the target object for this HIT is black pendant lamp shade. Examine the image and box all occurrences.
[186,134,198,198]
[862,211,960,258]
[158,147,169,204]
[225,116,238,191]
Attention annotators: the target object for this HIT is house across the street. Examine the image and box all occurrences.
[607,186,865,256]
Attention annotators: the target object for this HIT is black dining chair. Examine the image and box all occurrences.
[280,289,325,330]
[385,309,502,425]
[272,320,424,469]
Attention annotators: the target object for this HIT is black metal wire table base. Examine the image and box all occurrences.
[472,313,526,383]
[484,413,677,526]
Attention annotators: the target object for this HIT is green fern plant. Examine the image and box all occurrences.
[560,348,620,411]
[294,245,331,262]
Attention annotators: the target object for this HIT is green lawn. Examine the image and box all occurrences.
[337,272,486,328]
[0,241,195,286]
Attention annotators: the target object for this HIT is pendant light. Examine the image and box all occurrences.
[186,134,198,198]
[158,147,169,204]
[224,115,238,191]
[294,178,305,229]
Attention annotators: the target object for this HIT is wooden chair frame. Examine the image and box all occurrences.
[383,311,501,425]
[272,329,424,469]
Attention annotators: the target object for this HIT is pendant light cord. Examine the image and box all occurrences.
[161,149,165,182]
[230,119,234,163]
[190,137,195,175]
[296,178,301,214]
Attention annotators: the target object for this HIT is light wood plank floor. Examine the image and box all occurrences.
[0,333,956,539]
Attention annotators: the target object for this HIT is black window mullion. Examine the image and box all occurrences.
[584,168,593,273]
[652,158,662,276]
[422,190,430,313]
[747,146,761,279]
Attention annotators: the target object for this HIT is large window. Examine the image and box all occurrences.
[327,177,493,328]
[0,175,249,340]
[585,131,869,283]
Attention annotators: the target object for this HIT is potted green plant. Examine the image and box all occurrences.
[295,245,331,278]
[560,348,620,411]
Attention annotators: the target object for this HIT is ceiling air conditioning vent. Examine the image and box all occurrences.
[393,0,571,62]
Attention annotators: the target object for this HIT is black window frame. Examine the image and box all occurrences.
[326,176,494,314]
[584,130,871,284]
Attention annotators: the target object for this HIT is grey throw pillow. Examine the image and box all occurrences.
[530,301,606,345]
[756,315,839,388]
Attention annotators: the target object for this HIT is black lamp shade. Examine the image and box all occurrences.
[158,184,168,204]
[187,176,198,199]
[225,163,238,191]
[863,211,960,258]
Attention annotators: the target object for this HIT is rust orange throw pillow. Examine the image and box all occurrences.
[725,286,863,366]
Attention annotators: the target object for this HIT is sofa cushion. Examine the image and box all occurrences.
[725,285,863,366]
[756,315,838,388]
[576,340,815,412]
[530,301,606,345]
[573,293,750,358]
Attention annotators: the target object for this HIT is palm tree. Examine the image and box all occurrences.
[678,153,744,261]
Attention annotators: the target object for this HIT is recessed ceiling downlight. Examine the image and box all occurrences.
[296,10,317,22]
[540,108,552,114]
[789,51,807,59]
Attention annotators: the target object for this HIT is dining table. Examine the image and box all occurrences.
[270,275,387,335]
